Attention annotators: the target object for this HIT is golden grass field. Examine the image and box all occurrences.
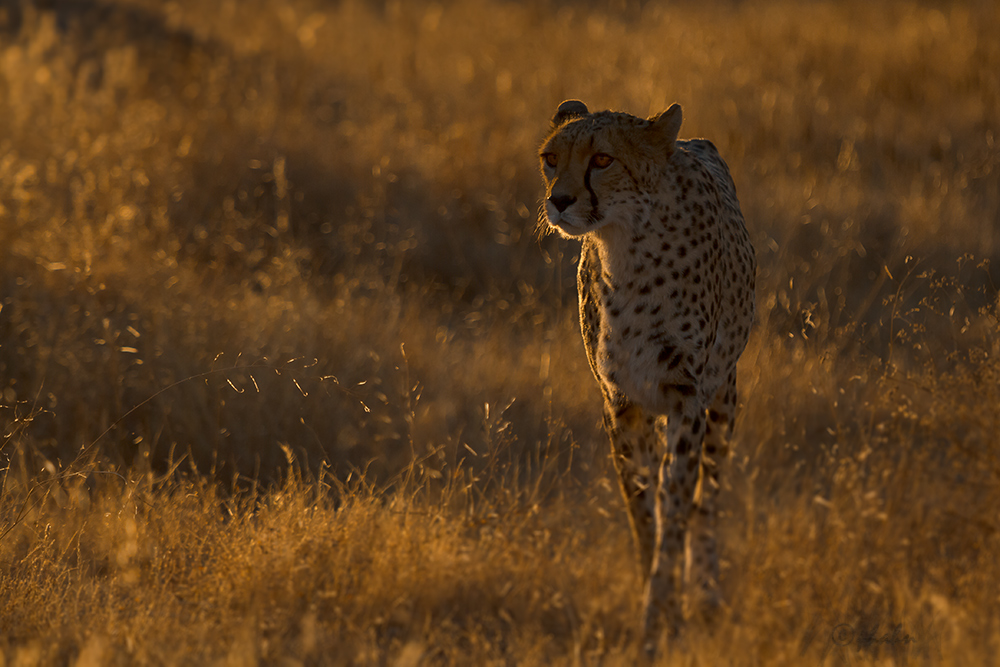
[1,0,999,664]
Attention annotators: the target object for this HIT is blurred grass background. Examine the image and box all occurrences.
[0,0,998,664]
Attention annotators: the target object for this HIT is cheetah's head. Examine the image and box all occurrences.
[538,100,683,239]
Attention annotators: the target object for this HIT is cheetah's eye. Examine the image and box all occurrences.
[542,153,558,168]
[591,153,614,168]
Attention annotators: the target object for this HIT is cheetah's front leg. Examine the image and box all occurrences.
[603,402,659,579]
[641,396,706,652]
[686,369,738,620]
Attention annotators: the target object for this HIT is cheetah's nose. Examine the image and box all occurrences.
[548,194,577,213]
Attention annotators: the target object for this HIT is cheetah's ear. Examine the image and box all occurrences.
[551,100,589,129]
[650,103,683,149]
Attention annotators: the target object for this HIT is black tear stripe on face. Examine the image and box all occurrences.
[584,160,600,209]
[584,155,640,216]
[583,135,600,209]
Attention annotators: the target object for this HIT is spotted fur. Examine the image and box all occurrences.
[538,100,756,655]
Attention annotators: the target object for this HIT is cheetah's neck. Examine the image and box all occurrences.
[589,203,663,282]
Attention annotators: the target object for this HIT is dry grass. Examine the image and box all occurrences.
[0,0,999,664]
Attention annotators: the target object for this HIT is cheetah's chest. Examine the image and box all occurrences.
[580,237,717,410]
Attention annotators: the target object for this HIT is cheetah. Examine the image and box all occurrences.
[538,100,755,654]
